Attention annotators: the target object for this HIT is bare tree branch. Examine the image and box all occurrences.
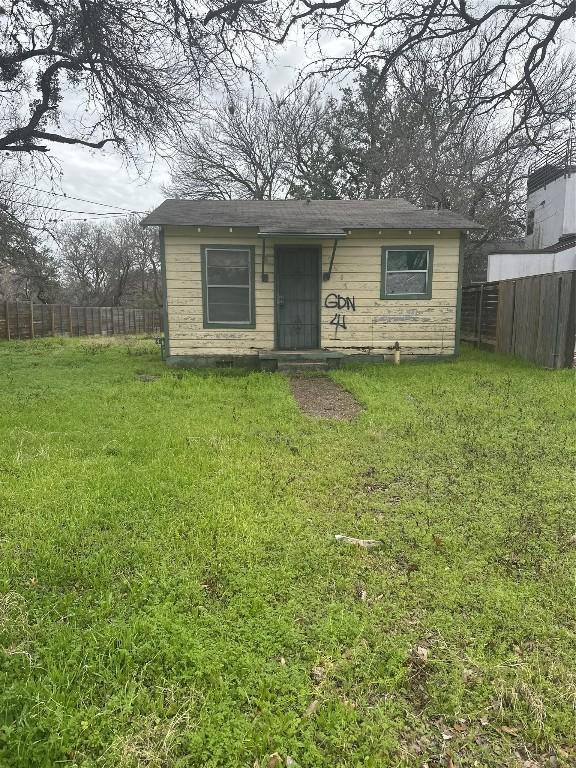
[165,85,327,199]
[0,0,270,156]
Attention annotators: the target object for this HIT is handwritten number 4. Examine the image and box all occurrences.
[330,313,347,330]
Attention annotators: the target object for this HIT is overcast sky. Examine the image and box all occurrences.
[42,38,319,223]
[49,143,170,216]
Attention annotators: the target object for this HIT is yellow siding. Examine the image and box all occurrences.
[163,226,461,358]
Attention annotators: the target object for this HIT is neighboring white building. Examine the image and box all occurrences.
[487,140,576,282]
[487,240,576,281]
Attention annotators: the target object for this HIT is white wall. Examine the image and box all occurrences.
[526,172,576,249]
[488,245,576,281]
[564,173,576,238]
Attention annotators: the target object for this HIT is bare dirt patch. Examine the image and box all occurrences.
[289,376,362,420]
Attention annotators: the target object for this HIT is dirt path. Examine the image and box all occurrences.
[289,376,362,420]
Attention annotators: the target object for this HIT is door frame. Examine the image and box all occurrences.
[274,244,322,351]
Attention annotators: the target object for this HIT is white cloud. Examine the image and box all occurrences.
[47,143,170,216]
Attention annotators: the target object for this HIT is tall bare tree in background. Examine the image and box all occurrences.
[167,86,330,199]
[0,210,59,302]
[1,214,161,306]
[54,217,160,307]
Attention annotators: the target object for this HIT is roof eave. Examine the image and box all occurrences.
[257,230,347,238]
[141,220,483,231]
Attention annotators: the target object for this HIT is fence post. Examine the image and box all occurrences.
[30,301,34,339]
[510,281,517,354]
[552,275,564,369]
[15,301,20,338]
[477,285,485,347]
[4,301,10,341]
[51,305,55,336]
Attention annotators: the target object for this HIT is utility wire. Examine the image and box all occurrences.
[65,215,135,221]
[1,197,133,216]
[5,180,144,214]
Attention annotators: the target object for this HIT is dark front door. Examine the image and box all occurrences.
[276,246,320,350]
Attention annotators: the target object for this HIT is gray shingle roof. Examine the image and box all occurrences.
[141,199,482,231]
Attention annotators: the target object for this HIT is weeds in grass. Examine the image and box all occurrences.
[0,592,32,664]
[107,687,200,767]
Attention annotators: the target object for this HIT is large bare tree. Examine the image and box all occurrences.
[169,58,567,240]
[2,0,574,159]
[0,0,270,157]
[166,86,329,199]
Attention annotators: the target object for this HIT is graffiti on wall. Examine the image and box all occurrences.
[374,308,436,323]
[325,293,356,312]
[325,293,356,338]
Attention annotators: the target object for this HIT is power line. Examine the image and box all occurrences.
[5,180,144,214]
[0,197,133,216]
[65,215,136,221]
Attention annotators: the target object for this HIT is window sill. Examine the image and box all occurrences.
[203,322,256,329]
[379,293,433,301]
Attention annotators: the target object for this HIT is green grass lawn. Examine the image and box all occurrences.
[0,337,575,768]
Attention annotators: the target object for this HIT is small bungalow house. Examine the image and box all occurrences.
[142,199,479,368]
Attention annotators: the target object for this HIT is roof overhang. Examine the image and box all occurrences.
[140,199,484,231]
[257,229,347,238]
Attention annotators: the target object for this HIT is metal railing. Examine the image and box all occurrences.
[527,138,575,195]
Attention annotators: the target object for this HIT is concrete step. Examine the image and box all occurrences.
[277,360,329,373]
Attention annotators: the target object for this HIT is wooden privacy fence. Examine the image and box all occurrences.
[0,302,162,340]
[461,271,576,368]
[461,282,499,347]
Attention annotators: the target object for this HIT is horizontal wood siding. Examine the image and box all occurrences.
[163,226,461,358]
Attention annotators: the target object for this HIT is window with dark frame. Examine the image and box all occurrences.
[381,247,432,298]
[526,209,535,236]
[203,247,253,326]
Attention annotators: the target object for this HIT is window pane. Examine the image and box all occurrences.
[206,249,250,268]
[207,287,250,322]
[207,266,249,285]
[386,271,427,295]
[387,249,428,271]
[209,303,251,322]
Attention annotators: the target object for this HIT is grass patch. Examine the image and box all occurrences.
[0,337,575,767]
